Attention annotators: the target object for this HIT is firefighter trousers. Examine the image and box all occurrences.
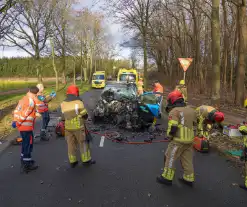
[20,131,34,164]
[65,129,92,164]
[162,141,195,182]
[244,161,247,188]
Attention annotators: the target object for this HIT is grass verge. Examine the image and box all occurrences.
[0,82,90,140]
[0,80,55,92]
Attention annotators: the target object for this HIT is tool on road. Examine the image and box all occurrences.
[193,136,209,152]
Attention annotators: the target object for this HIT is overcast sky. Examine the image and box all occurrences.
[0,0,131,59]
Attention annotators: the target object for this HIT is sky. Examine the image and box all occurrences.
[0,0,131,59]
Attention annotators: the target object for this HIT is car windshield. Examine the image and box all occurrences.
[119,74,136,82]
[102,84,137,100]
[141,93,158,104]
[93,74,104,80]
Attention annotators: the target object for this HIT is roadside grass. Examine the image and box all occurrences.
[0,82,90,140]
[0,80,55,92]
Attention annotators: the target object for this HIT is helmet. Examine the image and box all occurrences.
[244,98,247,108]
[214,111,224,122]
[179,80,185,85]
[167,90,183,104]
[66,85,79,96]
[36,83,44,92]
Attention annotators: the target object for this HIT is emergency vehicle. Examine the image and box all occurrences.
[92,71,106,88]
[117,68,138,85]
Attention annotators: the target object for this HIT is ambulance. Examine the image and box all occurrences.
[117,68,138,85]
[92,71,106,88]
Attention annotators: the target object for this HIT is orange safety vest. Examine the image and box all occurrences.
[137,80,144,89]
[13,92,37,131]
[35,93,48,113]
[153,83,164,95]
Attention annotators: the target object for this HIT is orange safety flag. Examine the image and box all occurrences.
[178,58,193,72]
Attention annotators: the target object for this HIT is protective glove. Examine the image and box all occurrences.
[38,95,45,101]
[50,91,56,98]
[12,121,17,128]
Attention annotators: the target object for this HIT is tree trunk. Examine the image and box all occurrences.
[73,58,76,85]
[50,38,59,91]
[235,1,247,105]
[211,0,221,107]
[143,31,148,89]
[222,0,229,87]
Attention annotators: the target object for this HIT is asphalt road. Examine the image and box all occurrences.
[0,89,247,207]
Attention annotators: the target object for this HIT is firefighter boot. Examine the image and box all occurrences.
[70,161,79,168]
[40,129,49,141]
[179,174,195,187]
[156,167,174,186]
[239,176,247,191]
[83,159,96,166]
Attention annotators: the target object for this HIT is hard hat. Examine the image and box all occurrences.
[244,98,247,108]
[167,90,183,104]
[179,80,185,85]
[214,111,224,122]
[66,85,79,96]
[36,83,44,92]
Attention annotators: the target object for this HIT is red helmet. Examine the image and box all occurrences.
[214,111,224,122]
[66,85,79,96]
[167,90,183,104]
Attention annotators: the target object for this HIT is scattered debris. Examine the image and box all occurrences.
[148,193,152,197]
[40,180,44,184]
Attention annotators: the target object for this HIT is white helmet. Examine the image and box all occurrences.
[36,83,44,93]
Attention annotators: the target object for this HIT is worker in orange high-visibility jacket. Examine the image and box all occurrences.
[137,78,144,95]
[152,80,164,96]
[12,86,40,173]
[36,84,56,141]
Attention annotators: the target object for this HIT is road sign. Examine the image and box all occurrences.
[178,58,193,72]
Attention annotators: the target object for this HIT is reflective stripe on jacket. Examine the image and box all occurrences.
[36,98,48,113]
[167,106,196,144]
[13,92,36,131]
[61,95,88,131]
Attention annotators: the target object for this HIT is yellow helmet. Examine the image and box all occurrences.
[244,98,247,108]
[179,80,185,85]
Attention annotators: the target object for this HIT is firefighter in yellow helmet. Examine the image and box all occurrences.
[237,98,247,191]
[61,85,96,168]
[175,80,188,103]
[156,90,197,186]
[137,78,144,95]
[195,105,224,139]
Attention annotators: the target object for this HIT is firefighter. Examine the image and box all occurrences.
[156,90,197,186]
[137,78,144,95]
[61,85,96,168]
[12,86,40,173]
[175,80,188,103]
[237,98,247,191]
[36,83,56,141]
[195,105,224,139]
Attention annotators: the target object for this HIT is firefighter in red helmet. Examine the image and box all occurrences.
[157,90,197,187]
[195,105,224,139]
[60,85,95,168]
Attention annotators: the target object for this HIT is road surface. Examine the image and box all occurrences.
[0,89,246,207]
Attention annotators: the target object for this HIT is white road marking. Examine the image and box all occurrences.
[99,136,105,147]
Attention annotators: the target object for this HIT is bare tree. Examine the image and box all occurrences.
[105,0,159,88]
[3,0,57,82]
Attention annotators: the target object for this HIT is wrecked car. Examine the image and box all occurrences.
[93,82,163,131]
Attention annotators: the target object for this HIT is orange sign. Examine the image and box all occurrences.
[178,58,193,72]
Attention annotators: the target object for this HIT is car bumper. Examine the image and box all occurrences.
[92,83,105,88]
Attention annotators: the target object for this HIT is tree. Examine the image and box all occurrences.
[3,0,57,82]
[211,0,221,107]
[106,0,159,89]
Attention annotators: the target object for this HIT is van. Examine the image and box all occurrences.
[117,68,138,85]
[92,71,106,88]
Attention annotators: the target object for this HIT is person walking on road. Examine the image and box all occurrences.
[137,78,144,95]
[61,85,96,168]
[12,86,40,173]
[175,80,188,104]
[237,98,247,191]
[195,105,224,139]
[156,90,197,186]
[36,83,56,141]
